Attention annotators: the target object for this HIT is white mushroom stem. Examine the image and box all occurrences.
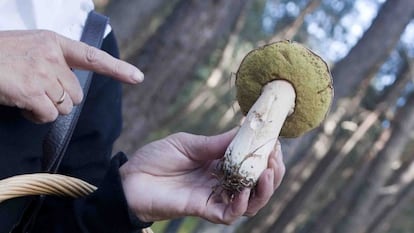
[223,80,296,188]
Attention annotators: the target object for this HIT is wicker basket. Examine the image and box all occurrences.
[0,173,154,233]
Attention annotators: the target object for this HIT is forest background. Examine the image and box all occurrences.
[94,0,414,232]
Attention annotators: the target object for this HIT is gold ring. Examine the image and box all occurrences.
[56,90,66,105]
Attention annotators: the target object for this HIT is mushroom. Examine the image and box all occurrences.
[215,40,333,199]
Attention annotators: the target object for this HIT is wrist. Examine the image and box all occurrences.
[119,162,152,222]
[117,154,154,226]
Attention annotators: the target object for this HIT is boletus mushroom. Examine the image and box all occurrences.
[213,40,333,200]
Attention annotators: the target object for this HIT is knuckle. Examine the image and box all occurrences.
[26,60,53,83]
[206,217,221,225]
[174,132,186,137]
[72,91,84,105]
[111,60,123,77]
[221,213,240,225]
[49,109,59,121]
[12,87,39,110]
[280,163,286,176]
[66,72,84,104]
[41,33,61,63]
[85,45,99,64]
[277,162,286,179]
[35,69,52,82]
[37,30,59,48]
[61,106,73,115]
[208,212,236,225]
[36,30,57,43]
[14,99,27,109]
[37,29,55,38]
[222,218,235,225]
[253,196,267,207]
[166,132,188,147]
[244,211,257,217]
[170,132,191,140]
[26,30,61,63]
[200,135,210,153]
[39,108,58,123]
[186,204,202,219]
[43,50,61,64]
[21,82,43,99]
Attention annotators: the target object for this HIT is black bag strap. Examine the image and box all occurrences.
[12,11,109,232]
[42,11,109,172]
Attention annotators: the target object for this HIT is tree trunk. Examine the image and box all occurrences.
[238,1,414,232]
[366,153,414,233]
[114,0,248,153]
[289,0,414,161]
[159,0,253,135]
[266,112,378,233]
[339,92,414,233]
[303,60,413,233]
[268,0,321,43]
[366,155,414,233]
[331,0,414,103]
[284,0,414,168]
[303,128,391,233]
[288,0,414,168]
[104,0,180,58]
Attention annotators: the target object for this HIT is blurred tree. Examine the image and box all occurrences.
[331,0,414,103]
[236,0,414,232]
[101,0,414,232]
[337,66,414,233]
[113,0,248,154]
[303,56,413,233]
[104,0,180,59]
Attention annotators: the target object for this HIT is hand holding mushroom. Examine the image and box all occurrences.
[119,130,285,224]
[214,40,333,200]
[119,41,332,224]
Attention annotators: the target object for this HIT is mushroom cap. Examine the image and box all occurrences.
[236,41,333,138]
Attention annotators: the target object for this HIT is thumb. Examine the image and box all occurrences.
[176,128,239,161]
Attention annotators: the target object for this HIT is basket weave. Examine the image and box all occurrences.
[0,173,154,233]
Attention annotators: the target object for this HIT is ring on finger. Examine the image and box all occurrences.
[56,89,66,105]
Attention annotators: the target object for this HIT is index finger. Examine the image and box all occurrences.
[57,34,144,84]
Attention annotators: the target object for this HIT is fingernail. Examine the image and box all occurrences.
[132,68,144,83]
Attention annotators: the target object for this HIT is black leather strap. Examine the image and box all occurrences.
[12,11,109,232]
[43,11,109,172]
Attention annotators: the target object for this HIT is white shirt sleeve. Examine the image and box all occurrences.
[0,0,111,41]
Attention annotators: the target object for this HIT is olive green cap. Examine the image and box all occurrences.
[236,40,333,138]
